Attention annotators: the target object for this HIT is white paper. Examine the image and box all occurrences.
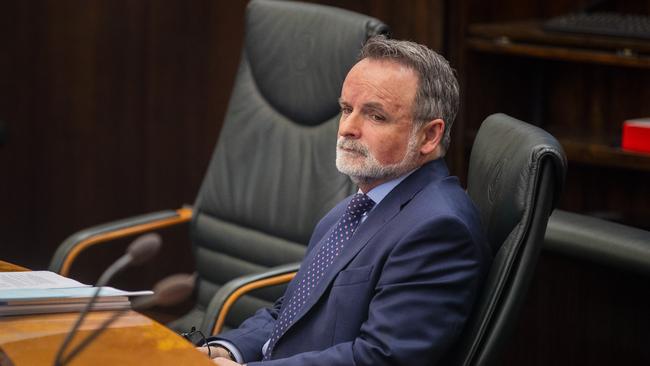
[0,286,153,302]
[0,271,89,290]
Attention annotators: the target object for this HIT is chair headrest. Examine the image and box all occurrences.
[467,113,567,253]
[245,0,388,126]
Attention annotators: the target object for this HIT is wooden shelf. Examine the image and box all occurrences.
[464,131,650,172]
[467,21,650,68]
[558,138,650,172]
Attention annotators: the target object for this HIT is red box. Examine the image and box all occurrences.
[622,118,650,154]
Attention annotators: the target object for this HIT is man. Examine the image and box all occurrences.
[200,36,491,365]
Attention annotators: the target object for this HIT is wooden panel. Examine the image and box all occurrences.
[502,251,650,365]
[560,166,650,230]
[0,1,246,282]
[304,0,445,51]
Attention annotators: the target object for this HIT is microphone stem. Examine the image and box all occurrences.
[59,289,161,364]
[53,255,132,366]
[59,307,131,365]
[97,255,133,287]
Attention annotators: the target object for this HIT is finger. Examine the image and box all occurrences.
[196,346,210,356]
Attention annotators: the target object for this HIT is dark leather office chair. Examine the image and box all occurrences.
[49,0,387,333]
[445,113,567,365]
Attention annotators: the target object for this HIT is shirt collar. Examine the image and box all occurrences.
[360,169,416,207]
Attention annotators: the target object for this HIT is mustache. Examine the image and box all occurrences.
[337,138,368,156]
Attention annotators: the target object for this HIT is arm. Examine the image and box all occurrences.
[206,296,283,361]
[201,263,299,336]
[249,216,488,366]
[202,205,346,362]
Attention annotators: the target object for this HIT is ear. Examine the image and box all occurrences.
[419,119,445,156]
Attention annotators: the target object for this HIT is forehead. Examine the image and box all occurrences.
[341,58,418,111]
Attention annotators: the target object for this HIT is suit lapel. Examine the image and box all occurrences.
[284,159,450,334]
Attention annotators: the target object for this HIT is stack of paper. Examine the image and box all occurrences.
[0,271,153,316]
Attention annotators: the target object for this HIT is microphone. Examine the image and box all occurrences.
[53,233,162,366]
[132,273,196,308]
[96,233,163,286]
[58,273,196,365]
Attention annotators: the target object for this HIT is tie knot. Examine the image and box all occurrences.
[344,193,375,220]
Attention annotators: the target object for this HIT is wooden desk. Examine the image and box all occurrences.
[0,261,27,272]
[0,261,213,365]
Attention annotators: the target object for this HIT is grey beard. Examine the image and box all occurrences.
[335,134,420,185]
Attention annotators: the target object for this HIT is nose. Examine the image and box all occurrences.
[338,112,361,139]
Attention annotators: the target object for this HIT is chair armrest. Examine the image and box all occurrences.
[49,207,193,276]
[544,209,650,276]
[202,262,300,336]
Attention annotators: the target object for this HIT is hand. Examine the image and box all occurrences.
[195,345,233,360]
[212,357,242,365]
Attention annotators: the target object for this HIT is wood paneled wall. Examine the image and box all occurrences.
[505,251,650,365]
[0,1,248,279]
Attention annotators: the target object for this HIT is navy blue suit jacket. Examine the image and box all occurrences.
[216,159,490,365]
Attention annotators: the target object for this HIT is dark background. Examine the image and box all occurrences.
[1,0,648,365]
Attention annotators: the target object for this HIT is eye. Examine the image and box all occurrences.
[340,106,352,115]
[370,113,385,122]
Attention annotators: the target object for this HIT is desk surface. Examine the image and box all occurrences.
[0,261,213,365]
[0,261,28,272]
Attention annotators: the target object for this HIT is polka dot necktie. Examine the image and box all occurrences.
[263,193,375,360]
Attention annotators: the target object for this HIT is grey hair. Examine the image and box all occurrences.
[359,36,460,154]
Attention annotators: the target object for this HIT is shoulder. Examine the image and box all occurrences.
[390,176,489,262]
[408,175,481,227]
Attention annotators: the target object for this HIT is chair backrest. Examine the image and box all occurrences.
[168,0,388,332]
[447,113,567,365]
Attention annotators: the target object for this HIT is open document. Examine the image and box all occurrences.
[0,271,153,316]
[0,271,89,290]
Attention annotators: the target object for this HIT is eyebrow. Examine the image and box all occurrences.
[362,102,385,111]
[337,98,386,111]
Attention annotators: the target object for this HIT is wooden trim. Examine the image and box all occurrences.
[211,272,297,336]
[59,207,193,276]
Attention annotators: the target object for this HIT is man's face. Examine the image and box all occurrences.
[336,58,422,191]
